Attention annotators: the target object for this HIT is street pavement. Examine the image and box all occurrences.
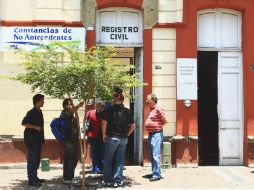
[0,163,254,190]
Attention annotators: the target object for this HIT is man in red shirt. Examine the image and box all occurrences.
[145,94,167,181]
[85,101,104,174]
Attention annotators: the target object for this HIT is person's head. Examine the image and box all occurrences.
[62,98,73,110]
[96,100,104,112]
[113,87,124,104]
[33,94,44,108]
[146,94,157,108]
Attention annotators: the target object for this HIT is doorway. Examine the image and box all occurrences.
[198,9,243,165]
[198,51,219,165]
[112,47,143,165]
[198,51,243,166]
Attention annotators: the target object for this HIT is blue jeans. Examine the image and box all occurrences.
[89,137,105,173]
[148,131,163,179]
[103,136,128,183]
[27,143,42,181]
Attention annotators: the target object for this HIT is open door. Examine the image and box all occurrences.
[218,52,243,165]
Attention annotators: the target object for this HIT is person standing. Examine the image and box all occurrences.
[85,100,105,174]
[101,90,136,188]
[21,94,45,187]
[61,98,84,185]
[145,94,167,181]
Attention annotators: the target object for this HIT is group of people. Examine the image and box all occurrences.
[21,90,167,187]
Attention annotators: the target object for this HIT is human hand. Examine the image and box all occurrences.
[103,135,107,143]
[35,126,41,132]
[79,102,84,108]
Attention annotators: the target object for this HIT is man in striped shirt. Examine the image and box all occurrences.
[145,94,167,181]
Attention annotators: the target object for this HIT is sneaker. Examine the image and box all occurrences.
[101,180,111,187]
[117,181,124,187]
[149,177,161,182]
[29,180,42,187]
[112,182,118,188]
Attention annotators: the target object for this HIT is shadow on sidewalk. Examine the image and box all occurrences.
[4,175,140,190]
[85,174,141,189]
[4,177,71,190]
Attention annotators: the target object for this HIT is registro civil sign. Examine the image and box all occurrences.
[0,26,85,51]
[96,9,143,45]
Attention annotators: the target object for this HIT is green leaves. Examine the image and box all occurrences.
[15,41,144,101]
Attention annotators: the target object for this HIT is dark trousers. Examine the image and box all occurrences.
[27,143,42,181]
[89,138,105,172]
[63,137,80,180]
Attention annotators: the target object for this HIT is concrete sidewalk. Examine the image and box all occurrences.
[0,164,254,189]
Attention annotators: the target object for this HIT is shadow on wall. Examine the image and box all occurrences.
[3,175,141,190]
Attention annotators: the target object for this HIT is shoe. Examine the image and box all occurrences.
[150,177,161,182]
[29,180,42,187]
[112,182,118,188]
[117,181,124,187]
[63,178,80,185]
[63,179,73,185]
[143,174,153,179]
[93,169,102,174]
[112,181,124,188]
[101,180,111,187]
[36,177,45,183]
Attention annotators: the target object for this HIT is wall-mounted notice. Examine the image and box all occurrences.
[0,27,85,52]
[177,58,197,100]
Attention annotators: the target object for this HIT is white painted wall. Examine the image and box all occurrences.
[152,28,176,136]
[0,0,81,21]
[158,0,183,23]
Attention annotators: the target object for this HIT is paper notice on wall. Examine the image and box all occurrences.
[177,58,197,100]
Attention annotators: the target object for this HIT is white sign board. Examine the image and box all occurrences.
[96,9,143,45]
[177,58,197,100]
[0,27,85,52]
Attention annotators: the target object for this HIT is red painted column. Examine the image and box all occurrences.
[142,28,153,163]
[143,29,153,137]
[86,29,96,49]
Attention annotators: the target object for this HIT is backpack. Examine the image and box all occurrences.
[50,117,69,141]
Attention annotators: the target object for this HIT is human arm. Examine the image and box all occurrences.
[101,119,107,143]
[22,124,41,131]
[162,117,168,126]
[127,123,136,136]
[21,111,41,132]
[73,101,84,112]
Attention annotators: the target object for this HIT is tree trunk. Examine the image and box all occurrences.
[74,104,86,189]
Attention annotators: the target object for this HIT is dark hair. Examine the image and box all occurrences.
[113,87,124,102]
[96,100,104,105]
[33,94,44,105]
[114,87,123,94]
[148,93,158,103]
[62,98,71,109]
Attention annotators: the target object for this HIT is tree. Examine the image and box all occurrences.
[15,41,144,188]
